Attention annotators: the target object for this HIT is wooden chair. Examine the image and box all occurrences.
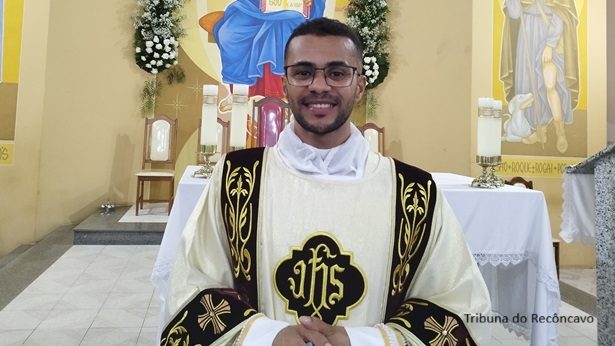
[135,115,177,215]
[196,118,230,164]
[250,97,290,147]
[358,122,385,155]
[505,176,560,278]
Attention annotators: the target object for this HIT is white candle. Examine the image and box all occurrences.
[200,84,218,146]
[492,100,503,156]
[477,97,499,157]
[230,84,249,148]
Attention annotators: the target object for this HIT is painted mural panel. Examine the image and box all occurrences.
[493,0,587,159]
[0,0,23,164]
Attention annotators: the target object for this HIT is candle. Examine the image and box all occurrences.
[200,84,218,146]
[477,97,500,157]
[230,84,249,148]
[491,100,503,156]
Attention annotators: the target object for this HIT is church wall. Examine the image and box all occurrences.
[0,0,606,271]
[0,0,50,256]
[377,1,473,176]
[0,0,145,256]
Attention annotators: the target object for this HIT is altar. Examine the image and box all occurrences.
[152,167,559,345]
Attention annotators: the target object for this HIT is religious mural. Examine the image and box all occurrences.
[0,0,24,164]
[493,0,587,158]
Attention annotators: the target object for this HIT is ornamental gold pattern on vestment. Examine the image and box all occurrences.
[197,294,231,335]
[391,177,432,296]
[424,315,460,346]
[274,233,366,325]
[223,160,260,281]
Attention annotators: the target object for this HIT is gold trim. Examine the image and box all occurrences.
[223,159,260,281]
[160,310,192,346]
[273,232,367,325]
[197,294,231,335]
[391,178,432,296]
[424,316,460,346]
[232,313,265,346]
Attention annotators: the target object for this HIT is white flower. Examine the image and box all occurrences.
[153,36,160,43]
[374,63,379,70]
[136,47,141,53]
[173,60,178,65]
[145,41,153,48]
[145,63,151,68]
[164,46,171,52]
[165,64,171,68]
[151,68,159,74]
[145,47,153,54]
[141,56,146,61]
[153,53,160,58]
[371,57,377,63]
[157,60,163,66]
[162,53,169,59]
[364,57,370,63]
[365,70,373,76]
[369,77,376,84]
[364,64,369,70]
[150,60,156,65]
[155,44,163,49]
[163,39,170,45]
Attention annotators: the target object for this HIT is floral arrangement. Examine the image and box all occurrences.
[133,0,186,116]
[345,0,390,89]
[133,0,186,75]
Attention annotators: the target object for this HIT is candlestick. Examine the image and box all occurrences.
[200,84,218,146]
[472,97,504,188]
[229,84,249,149]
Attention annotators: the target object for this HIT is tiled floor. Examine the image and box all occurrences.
[0,245,159,346]
[0,245,598,345]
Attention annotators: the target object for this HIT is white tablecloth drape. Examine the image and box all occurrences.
[152,169,560,345]
[560,173,596,244]
[432,173,559,345]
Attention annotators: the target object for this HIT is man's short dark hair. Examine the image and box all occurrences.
[284,17,364,63]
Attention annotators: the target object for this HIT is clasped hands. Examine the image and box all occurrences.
[272,316,350,346]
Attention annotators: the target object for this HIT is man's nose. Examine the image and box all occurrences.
[308,70,332,92]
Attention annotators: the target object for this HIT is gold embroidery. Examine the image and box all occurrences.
[197,294,231,335]
[424,316,459,346]
[274,232,366,325]
[161,310,202,346]
[391,178,431,296]
[389,300,428,328]
[224,160,260,281]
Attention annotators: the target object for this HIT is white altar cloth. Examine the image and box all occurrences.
[152,169,559,345]
[560,173,596,244]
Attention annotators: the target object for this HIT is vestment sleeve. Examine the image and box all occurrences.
[385,190,491,345]
[161,160,259,346]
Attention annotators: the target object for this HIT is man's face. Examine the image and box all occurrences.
[283,35,366,147]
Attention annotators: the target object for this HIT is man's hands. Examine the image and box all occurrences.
[272,316,350,346]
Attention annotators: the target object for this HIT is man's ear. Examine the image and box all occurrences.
[355,75,367,101]
[282,76,289,97]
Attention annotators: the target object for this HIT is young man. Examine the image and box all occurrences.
[161,18,490,346]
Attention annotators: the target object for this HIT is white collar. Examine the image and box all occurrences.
[275,121,369,180]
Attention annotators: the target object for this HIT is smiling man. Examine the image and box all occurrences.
[161,18,490,346]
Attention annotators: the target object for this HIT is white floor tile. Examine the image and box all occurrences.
[36,309,98,330]
[80,327,140,346]
[3,293,63,311]
[22,328,87,346]
[91,308,147,328]
[0,329,33,345]
[54,292,109,310]
[0,310,49,330]
[102,292,151,310]
[136,327,158,346]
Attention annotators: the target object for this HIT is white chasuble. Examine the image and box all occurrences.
[163,148,490,346]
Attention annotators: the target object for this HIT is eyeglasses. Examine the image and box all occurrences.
[284,63,359,87]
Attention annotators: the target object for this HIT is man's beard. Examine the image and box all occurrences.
[290,95,354,135]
